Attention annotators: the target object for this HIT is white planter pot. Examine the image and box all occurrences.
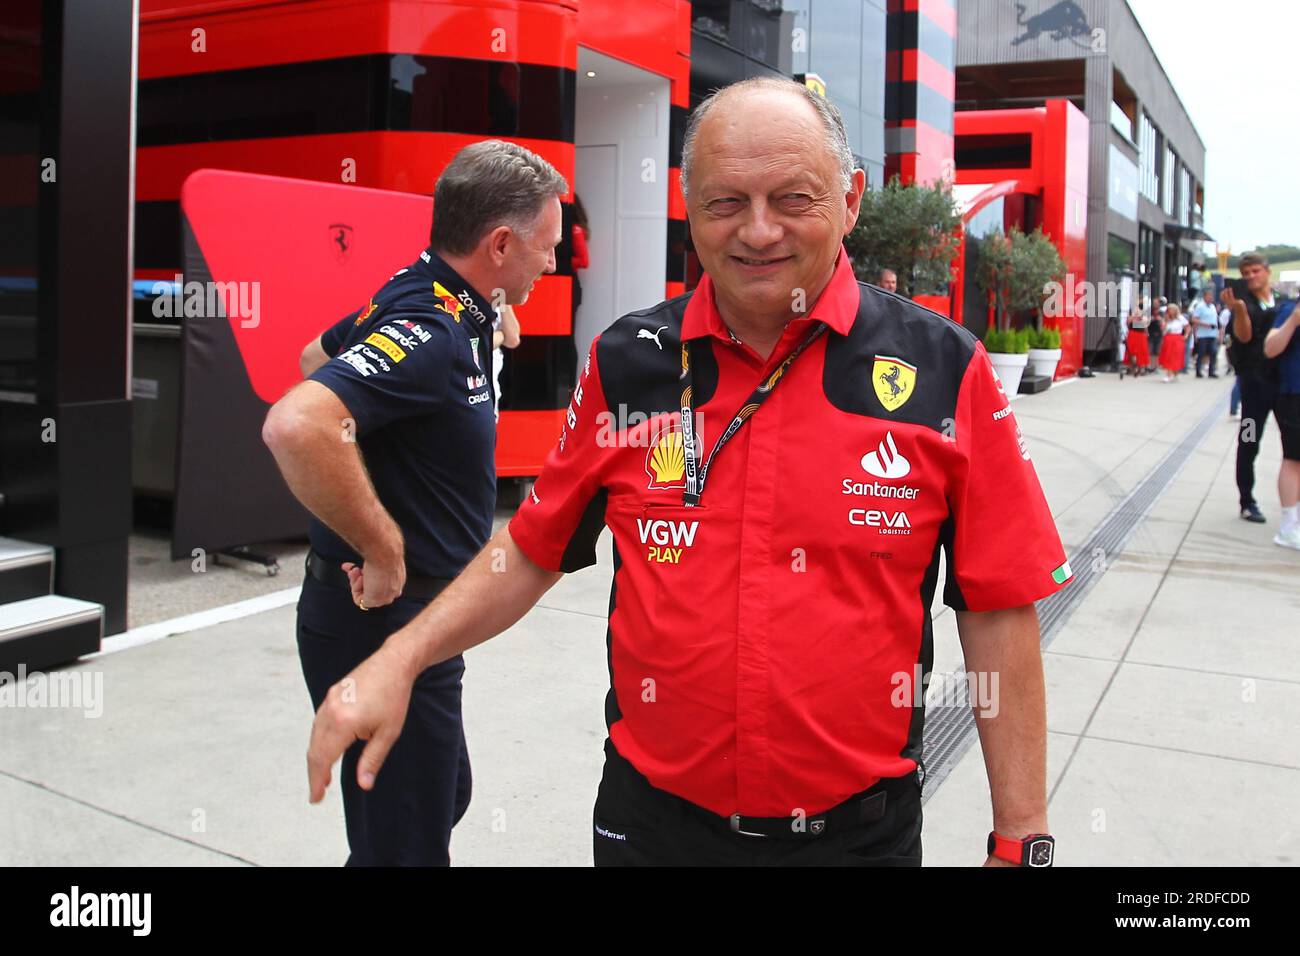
[987,350,1029,396]
[1027,347,1062,381]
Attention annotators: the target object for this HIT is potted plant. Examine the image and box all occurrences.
[1027,325,1063,380]
[973,227,1067,392]
[983,326,1031,395]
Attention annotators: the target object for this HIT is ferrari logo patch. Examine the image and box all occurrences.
[873,355,917,412]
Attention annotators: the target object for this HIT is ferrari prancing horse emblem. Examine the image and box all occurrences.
[873,355,917,412]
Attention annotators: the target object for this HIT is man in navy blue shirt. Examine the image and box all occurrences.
[264,140,568,865]
[1264,298,1300,550]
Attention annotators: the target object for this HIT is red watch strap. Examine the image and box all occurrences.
[990,831,1025,865]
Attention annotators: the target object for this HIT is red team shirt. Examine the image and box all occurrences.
[509,249,1072,818]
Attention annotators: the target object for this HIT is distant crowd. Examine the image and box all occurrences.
[1122,252,1300,550]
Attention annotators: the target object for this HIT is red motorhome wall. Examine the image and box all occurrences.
[952,98,1088,378]
[137,0,686,477]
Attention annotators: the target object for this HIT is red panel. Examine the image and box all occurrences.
[576,0,678,80]
[676,1,691,57]
[665,281,685,299]
[513,275,571,335]
[889,120,953,186]
[496,409,565,476]
[668,166,685,220]
[179,168,569,474]
[138,133,575,201]
[137,268,182,282]
[140,0,578,76]
[952,101,1089,378]
[912,293,950,317]
[671,53,691,108]
[953,107,1044,192]
[1039,99,1089,378]
[902,49,954,101]
[181,169,434,405]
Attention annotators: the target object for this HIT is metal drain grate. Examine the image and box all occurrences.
[919,395,1229,801]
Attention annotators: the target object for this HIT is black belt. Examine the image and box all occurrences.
[726,780,899,840]
[305,549,452,603]
[606,740,915,841]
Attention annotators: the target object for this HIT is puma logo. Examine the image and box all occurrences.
[637,326,668,350]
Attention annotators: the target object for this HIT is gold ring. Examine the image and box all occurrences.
[357,600,369,611]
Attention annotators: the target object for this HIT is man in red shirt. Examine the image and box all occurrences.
[304,78,1072,867]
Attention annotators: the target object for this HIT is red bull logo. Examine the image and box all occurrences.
[353,299,378,325]
[432,281,464,322]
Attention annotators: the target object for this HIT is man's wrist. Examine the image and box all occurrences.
[363,522,405,566]
[382,623,427,683]
[991,815,1049,839]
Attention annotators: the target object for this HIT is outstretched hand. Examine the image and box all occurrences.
[306,644,417,803]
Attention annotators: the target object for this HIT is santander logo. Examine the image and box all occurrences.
[861,432,911,480]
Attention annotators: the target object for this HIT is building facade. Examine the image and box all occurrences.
[955,0,1207,355]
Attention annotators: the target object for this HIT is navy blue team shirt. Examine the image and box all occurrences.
[308,247,498,578]
[1274,299,1300,395]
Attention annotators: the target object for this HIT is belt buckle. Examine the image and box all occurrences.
[729,813,767,838]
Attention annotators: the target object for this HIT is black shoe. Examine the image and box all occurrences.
[1241,504,1266,523]
[1196,372,1204,378]
[1209,374,1219,379]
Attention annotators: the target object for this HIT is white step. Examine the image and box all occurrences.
[0,594,104,670]
[0,536,54,571]
[0,595,103,644]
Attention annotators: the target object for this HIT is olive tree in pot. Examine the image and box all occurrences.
[844,175,962,299]
[973,227,1067,393]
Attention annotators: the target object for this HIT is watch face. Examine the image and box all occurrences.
[1028,839,1054,867]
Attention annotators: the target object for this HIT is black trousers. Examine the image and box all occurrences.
[592,739,923,866]
[1236,370,1280,509]
[297,575,471,866]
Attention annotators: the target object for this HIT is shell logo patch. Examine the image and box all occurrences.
[645,423,687,490]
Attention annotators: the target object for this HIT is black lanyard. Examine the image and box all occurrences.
[680,321,828,507]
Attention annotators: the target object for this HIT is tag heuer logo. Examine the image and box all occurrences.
[873,355,917,412]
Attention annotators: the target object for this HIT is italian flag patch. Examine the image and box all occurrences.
[1051,561,1073,585]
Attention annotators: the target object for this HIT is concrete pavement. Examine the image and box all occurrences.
[2,367,1296,866]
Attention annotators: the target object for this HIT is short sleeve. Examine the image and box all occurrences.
[508,338,612,573]
[308,312,453,436]
[943,343,1072,612]
[1273,300,1297,329]
[320,308,362,355]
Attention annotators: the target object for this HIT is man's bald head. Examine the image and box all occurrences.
[680,78,854,203]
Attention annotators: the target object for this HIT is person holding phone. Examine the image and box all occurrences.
[1223,252,1287,524]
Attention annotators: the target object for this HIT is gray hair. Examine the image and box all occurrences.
[431,139,569,255]
[680,77,855,202]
